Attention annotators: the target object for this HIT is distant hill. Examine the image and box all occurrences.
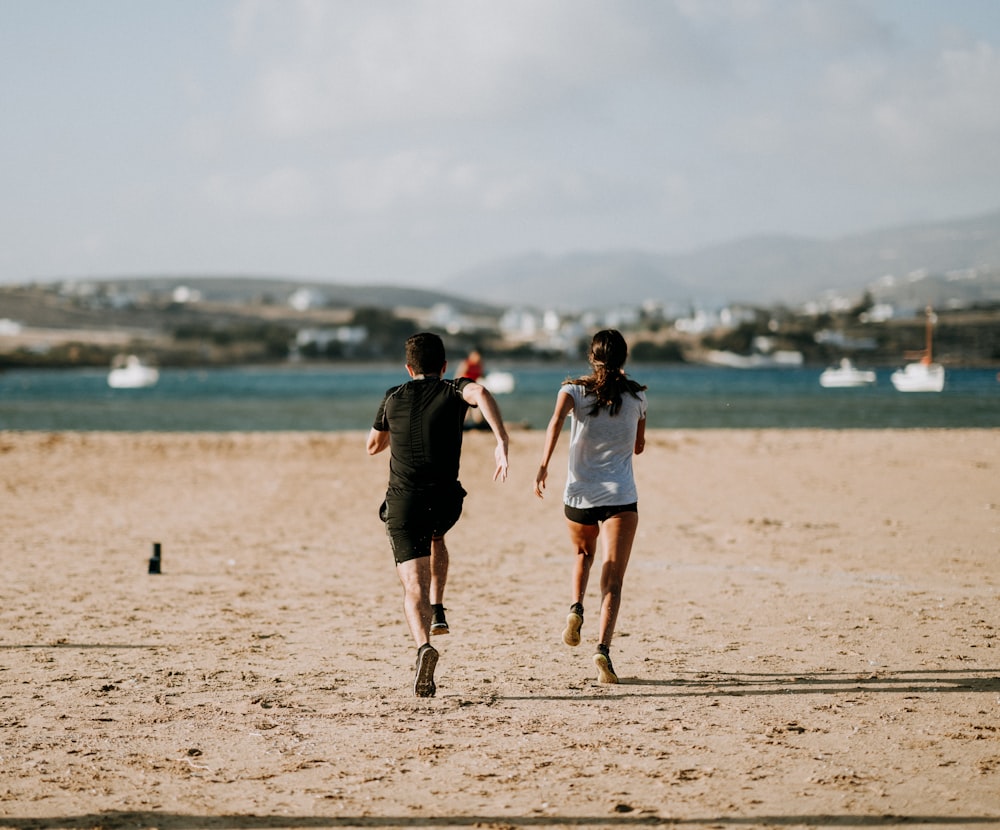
[20,208,1000,317]
[43,275,500,315]
[438,208,1000,311]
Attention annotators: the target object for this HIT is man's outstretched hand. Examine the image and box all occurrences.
[493,444,509,482]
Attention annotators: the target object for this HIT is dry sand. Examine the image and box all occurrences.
[1,429,998,829]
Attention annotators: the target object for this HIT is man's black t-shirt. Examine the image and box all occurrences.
[373,376,474,491]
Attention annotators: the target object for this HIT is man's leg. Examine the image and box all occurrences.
[397,556,432,648]
[429,535,450,634]
[430,535,448,605]
[428,485,463,636]
[397,555,439,696]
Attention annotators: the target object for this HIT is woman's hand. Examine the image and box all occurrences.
[534,465,548,498]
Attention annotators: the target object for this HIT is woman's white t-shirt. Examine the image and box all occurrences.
[561,383,647,508]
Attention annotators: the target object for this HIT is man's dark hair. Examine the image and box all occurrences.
[405,332,447,375]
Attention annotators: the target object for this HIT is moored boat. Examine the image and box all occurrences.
[481,371,515,394]
[890,307,945,393]
[703,349,804,369]
[819,358,876,388]
[890,360,945,393]
[108,354,159,389]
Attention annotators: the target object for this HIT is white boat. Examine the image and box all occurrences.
[890,307,945,393]
[819,358,876,388]
[890,360,945,393]
[481,371,515,394]
[107,354,159,389]
[703,349,804,369]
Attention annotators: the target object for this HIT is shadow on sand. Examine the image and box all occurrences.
[502,667,1000,702]
[3,811,1000,829]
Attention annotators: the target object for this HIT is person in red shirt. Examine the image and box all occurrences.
[456,348,484,382]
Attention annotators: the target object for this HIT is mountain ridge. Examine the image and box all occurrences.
[19,208,1000,314]
[438,208,1000,310]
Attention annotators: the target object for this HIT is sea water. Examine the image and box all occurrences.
[0,364,997,431]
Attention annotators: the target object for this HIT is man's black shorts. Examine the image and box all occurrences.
[379,483,467,564]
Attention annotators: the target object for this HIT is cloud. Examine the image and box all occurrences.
[6,0,998,286]
[232,0,711,136]
[675,0,890,52]
[203,1,1000,262]
[812,38,1000,178]
[716,111,791,156]
[325,149,594,219]
[248,166,319,216]
[202,166,319,218]
[674,0,770,25]
[331,151,447,214]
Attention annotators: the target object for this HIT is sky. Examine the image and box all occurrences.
[2,0,1000,289]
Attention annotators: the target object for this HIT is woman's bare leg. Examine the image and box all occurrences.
[596,511,638,647]
[566,519,599,605]
[561,519,599,645]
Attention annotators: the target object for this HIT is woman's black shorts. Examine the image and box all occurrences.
[564,502,638,526]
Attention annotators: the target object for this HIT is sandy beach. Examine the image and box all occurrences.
[1,428,998,829]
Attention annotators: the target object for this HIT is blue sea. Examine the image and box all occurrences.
[0,364,997,431]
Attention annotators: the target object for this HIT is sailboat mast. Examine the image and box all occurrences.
[924,305,935,363]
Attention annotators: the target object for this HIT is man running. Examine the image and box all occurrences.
[367,332,509,696]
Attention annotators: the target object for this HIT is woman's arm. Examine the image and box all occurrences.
[534,390,574,498]
[634,417,646,455]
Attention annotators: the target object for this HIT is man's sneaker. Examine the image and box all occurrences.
[414,643,438,697]
[562,603,584,647]
[594,644,619,684]
[430,606,449,635]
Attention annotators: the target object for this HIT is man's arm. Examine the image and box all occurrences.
[367,427,390,455]
[461,383,509,482]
